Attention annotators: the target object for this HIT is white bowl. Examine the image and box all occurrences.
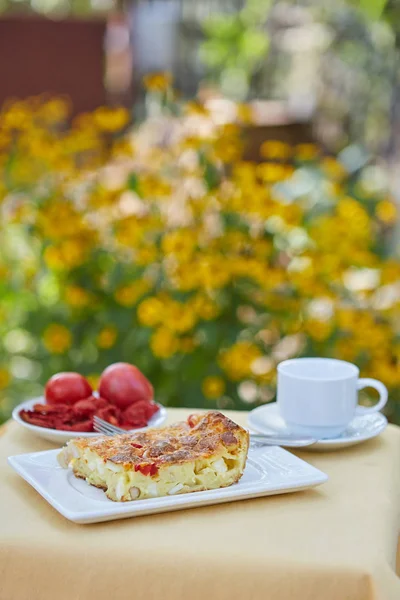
[12,397,168,445]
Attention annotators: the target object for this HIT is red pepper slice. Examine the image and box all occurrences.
[150,463,159,476]
[187,414,199,428]
[134,463,158,476]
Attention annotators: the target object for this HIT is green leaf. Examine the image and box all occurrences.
[198,151,221,190]
[204,161,220,190]
[127,173,141,196]
[240,0,273,25]
[238,30,269,63]
[202,15,242,40]
[358,0,388,20]
[199,41,231,69]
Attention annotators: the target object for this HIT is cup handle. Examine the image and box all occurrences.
[356,378,388,415]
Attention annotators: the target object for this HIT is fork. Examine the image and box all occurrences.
[93,415,317,448]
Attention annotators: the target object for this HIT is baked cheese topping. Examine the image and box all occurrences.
[58,411,249,501]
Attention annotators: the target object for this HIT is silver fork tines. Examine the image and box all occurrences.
[93,416,126,435]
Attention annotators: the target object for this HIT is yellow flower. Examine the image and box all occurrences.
[260,140,291,161]
[232,161,257,184]
[37,202,84,239]
[1,102,32,130]
[236,103,254,125]
[321,157,347,181]
[0,131,12,151]
[202,376,225,399]
[43,324,72,354]
[10,159,38,185]
[162,230,196,260]
[184,101,210,116]
[366,358,400,388]
[97,326,118,349]
[115,280,150,307]
[278,203,303,226]
[136,246,158,266]
[165,302,197,333]
[137,297,164,327]
[73,112,96,131]
[305,319,333,342]
[213,136,242,163]
[376,199,397,224]
[87,374,100,391]
[381,260,400,284]
[179,135,205,153]
[43,246,64,270]
[169,262,200,291]
[221,123,240,138]
[256,162,293,183]
[115,217,144,248]
[219,342,263,381]
[333,339,357,363]
[253,239,272,257]
[231,257,266,285]
[139,174,171,197]
[150,327,179,359]
[59,239,88,269]
[38,98,70,124]
[294,143,319,161]
[337,308,358,331]
[65,286,91,308]
[222,230,248,254]
[0,368,11,390]
[180,337,197,353]
[112,137,135,157]
[89,187,120,209]
[143,72,172,92]
[337,198,370,239]
[198,255,231,290]
[0,179,7,203]
[191,294,219,320]
[63,130,99,155]
[93,107,130,132]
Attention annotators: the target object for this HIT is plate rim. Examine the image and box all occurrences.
[8,446,328,523]
[12,396,167,440]
[248,403,388,448]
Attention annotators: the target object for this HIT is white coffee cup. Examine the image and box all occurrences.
[277,358,388,438]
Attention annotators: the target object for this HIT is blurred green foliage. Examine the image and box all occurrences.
[200,0,272,100]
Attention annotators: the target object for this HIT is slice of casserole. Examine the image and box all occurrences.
[58,411,249,501]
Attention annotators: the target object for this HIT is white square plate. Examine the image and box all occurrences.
[8,446,328,524]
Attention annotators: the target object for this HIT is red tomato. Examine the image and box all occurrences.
[45,373,92,405]
[73,396,98,418]
[95,404,120,426]
[59,419,93,432]
[123,400,159,426]
[98,363,153,410]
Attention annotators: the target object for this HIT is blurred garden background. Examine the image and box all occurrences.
[1,0,400,423]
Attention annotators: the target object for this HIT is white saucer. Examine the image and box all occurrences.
[248,403,388,451]
[12,397,167,445]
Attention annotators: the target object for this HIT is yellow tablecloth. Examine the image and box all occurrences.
[1,409,400,600]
